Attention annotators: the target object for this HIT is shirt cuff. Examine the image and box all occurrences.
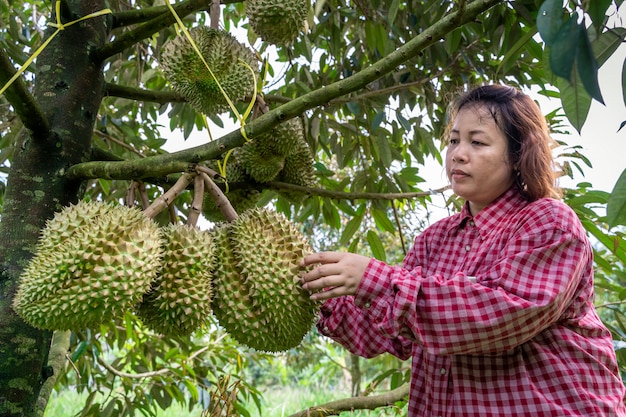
[354,258,394,309]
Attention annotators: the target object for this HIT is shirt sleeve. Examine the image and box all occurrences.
[316,262,414,360]
[352,219,592,356]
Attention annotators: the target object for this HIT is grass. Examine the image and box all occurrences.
[45,386,400,417]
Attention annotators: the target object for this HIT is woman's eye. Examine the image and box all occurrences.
[449,138,459,144]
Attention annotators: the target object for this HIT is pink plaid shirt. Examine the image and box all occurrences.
[318,188,626,416]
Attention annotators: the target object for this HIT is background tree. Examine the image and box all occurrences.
[0,0,625,416]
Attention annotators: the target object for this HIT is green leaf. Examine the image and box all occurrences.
[340,211,365,246]
[607,168,626,229]
[537,0,564,45]
[371,111,385,132]
[549,14,580,80]
[622,57,626,110]
[576,28,604,104]
[367,230,386,262]
[557,71,591,133]
[376,133,393,168]
[592,28,626,67]
[586,0,612,32]
[372,206,396,233]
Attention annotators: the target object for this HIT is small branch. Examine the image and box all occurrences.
[126,181,137,207]
[36,331,71,415]
[143,172,194,219]
[111,0,243,27]
[104,82,185,105]
[595,301,626,309]
[262,182,451,201]
[187,174,204,227]
[0,47,50,138]
[289,383,410,417]
[392,202,407,255]
[199,171,238,222]
[94,129,146,158]
[210,0,220,29]
[96,0,213,61]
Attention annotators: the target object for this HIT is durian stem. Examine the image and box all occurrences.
[199,172,238,222]
[209,0,220,29]
[125,181,136,207]
[187,174,204,227]
[143,172,194,219]
[137,181,151,209]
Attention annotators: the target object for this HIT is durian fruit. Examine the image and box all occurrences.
[137,224,215,337]
[238,140,285,183]
[249,118,304,158]
[276,135,316,203]
[210,208,318,352]
[202,158,261,222]
[13,202,163,331]
[246,0,309,45]
[160,27,260,116]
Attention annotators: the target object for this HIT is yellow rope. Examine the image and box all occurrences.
[0,2,112,96]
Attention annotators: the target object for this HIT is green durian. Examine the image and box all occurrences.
[276,135,316,202]
[13,202,163,330]
[248,118,304,158]
[246,0,309,45]
[160,27,260,116]
[211,208,318,352]
[137,224,215,336]
[238,140,285,183]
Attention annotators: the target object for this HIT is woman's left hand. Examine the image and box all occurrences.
[300,252,371,300]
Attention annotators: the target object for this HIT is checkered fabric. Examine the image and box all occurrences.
[318,188,626,416]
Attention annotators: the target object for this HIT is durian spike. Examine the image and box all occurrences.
[143,172,194,219]
[199,171,238,222]
[187,174,205,228]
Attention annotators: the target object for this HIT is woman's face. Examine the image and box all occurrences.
[445,104,515,215]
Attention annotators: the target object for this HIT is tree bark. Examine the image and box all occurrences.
[0,1,109,415]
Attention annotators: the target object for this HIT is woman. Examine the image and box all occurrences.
[300,84,626,416]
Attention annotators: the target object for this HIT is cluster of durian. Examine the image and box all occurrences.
[160,26,260,116]
[203,118,316,222]
[12,202,317,352]
[245,0,310,45]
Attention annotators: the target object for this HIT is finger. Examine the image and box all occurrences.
[310,285,346,301]
[301,251,345,267]
[300,264,339,284]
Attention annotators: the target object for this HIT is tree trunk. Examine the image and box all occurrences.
[0,1,108,415]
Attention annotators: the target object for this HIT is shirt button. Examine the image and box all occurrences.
[364,302,371,309]
[469,220,475,226]
[440,368,446,375]
[465,244,471,252]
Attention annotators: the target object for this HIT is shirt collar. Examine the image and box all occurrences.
[448,187,528,234]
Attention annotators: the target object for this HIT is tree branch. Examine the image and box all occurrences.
[111,0,243,28]
[104,82,185,104]
[261,182,451,201]
[68,0,501,181]
[96,0,213,61]
[0,47,50,138]
[289,383,410,417]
